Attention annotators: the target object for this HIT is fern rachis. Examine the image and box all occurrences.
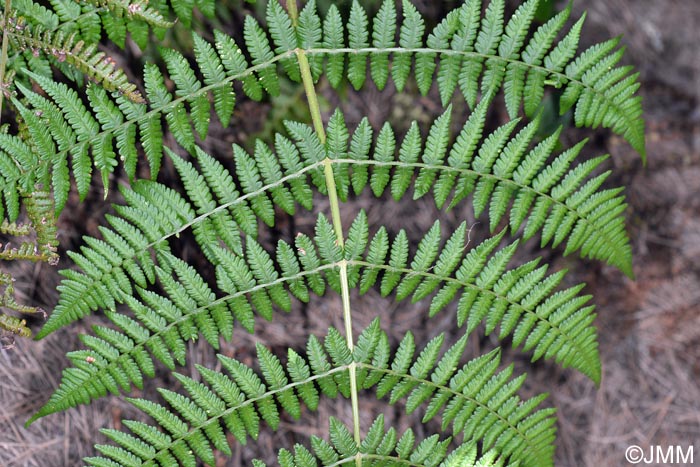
[2,0,647,466]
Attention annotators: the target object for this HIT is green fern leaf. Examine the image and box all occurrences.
[90,323,551,466]
[2,1,647,240]
[297,0,323,80]
[244,15,280,96]
[347,0,369,90]
[394,221,441,301]
[326,109,350,200]
[214,29,263,101]
[144,62,193,151]
[192,33,235,127]
[233,144,276,227]
[493,0,539,103]
[369,122,395,197]
[257,343,300,418]
[295,233,326,297]
[428,7,461,103]
[285,120,327,194]
[322,4,345,89]
[267,0,300,82]
[520,7,571,116]
[414,106,453,200]
[412,222,468,302]
[163,47,211,140]
[391,121,421,200]
[393,0,423,92]
[344,209,369,286]
[329,416,358,457]
[347,117,372,195]
[379,229,408,297]
[287,348,319,410]
[194,146,258,239]
[370,0,396,90]
[358,226,388,294]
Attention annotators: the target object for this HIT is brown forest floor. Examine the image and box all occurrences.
[1,1,699,466]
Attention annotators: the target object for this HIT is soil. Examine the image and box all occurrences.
[1,1,699,466]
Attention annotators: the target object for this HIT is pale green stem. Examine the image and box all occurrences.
[290,1,362,460]
[296,51,327,143]
[323,159,345,247]
[0,0,12,124]
[286,0,299,27]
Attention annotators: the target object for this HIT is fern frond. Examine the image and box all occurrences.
[77,0,218,38]
[7,0,177,52]
[0,155,29,223]
[3,0,645,218]
[244,14,281,96]
[255,417,514,467]
[10,2,646,465]
[0,0,212,178]
[34,125,330,338]
[2,18,279,204]
[34,102,620,351]
[77,0,173,29]
[32,198,599,424]
[5,17,143,102]
[31,166,323,420]
[358,222,600,381]
[348,101,633,276]
[84,321,552,467]
[300,0,644,156]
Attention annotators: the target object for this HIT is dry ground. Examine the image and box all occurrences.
[2,1,699,466]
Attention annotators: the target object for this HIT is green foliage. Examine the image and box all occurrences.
[0,0,216,340]
[0,0,195,99]
[35,106,630,343]
[0,0,646,465]
[84,322,551,467]
[0,0,226,225]
[2,0,645,221]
